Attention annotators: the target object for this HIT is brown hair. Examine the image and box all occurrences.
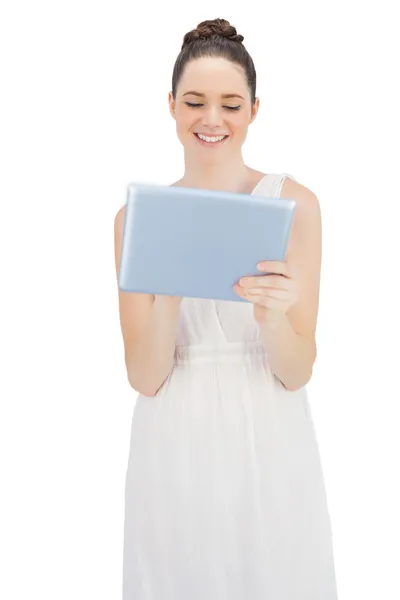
[171,18,257,105]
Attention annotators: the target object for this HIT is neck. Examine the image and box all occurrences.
[181,154,252,193]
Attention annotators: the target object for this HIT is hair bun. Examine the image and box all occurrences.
[182,18,244,49]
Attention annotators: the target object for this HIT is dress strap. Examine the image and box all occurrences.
[277,172,296,197]
[254,173,296,198]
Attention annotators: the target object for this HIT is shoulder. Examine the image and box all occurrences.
[280,176,322,261]
[281,175,321,232]
[114,204,126,230]
[280,175,320,217]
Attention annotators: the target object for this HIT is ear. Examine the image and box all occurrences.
[168,91,176,120]
[249,97,260,124]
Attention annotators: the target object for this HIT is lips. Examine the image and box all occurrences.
[194,133,229,139]
[193,133,229,146]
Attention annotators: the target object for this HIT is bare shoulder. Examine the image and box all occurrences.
[114,205,126,269]
[114,204,125,230]
[169,179,183,188]
[281,176,319,207]
[281,176,321,236]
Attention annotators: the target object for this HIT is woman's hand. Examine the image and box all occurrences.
[233,260,299,325]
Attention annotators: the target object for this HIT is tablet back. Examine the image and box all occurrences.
[118,182,296,302]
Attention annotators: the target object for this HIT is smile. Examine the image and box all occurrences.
[194,132,229,146]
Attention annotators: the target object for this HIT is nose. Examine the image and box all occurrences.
[201,104,224,129]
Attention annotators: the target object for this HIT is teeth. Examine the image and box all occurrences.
[197,133,227,143]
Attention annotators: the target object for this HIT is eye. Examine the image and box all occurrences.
[184,102,241,111]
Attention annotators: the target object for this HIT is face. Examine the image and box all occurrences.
[168,57,259,163]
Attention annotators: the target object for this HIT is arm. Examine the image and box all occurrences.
[259,182,322,391]
[259,313,316,391]
[114,206,182,397]
[125,296,182,397]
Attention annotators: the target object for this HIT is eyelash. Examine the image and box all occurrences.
[185,102,241,111]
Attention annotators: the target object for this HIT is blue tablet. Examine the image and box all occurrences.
[118,182,296,302]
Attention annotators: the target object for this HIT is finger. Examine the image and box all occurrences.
[245,287,289,300]
[240,275,290,290]
[257,260,290,277]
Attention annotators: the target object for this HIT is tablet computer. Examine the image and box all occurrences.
[118,182,296,302]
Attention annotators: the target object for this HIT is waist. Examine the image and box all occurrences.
[173,341,267,365]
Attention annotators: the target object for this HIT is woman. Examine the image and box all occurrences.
[114,18,338,600]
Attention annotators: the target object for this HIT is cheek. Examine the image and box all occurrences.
[175,110,193,132]
[232,113,250,129]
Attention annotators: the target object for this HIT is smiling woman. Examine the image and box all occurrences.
[166,20,260,179]
[117,17,339,600]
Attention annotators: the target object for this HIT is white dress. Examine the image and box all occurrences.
[122,173,338,600]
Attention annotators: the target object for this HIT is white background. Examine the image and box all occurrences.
[1,1,399,598]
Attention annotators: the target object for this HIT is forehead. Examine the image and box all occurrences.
[178,57,248,97]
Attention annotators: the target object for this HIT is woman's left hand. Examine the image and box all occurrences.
[233,260,299,325]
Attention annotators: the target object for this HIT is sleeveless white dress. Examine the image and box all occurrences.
[122,174,338,599]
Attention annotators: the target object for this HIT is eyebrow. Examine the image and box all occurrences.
[182,91,245,100]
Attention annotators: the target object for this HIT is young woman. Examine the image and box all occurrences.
[114,18,338,600]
